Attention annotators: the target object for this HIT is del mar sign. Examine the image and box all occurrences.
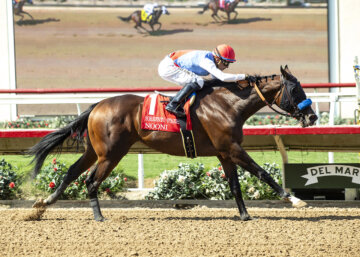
[284,163,360,189]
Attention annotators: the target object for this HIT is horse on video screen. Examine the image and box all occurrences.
[119,6,170,32]
[30,66,317,222]
[198,0,242,22]
[13,0,34,21]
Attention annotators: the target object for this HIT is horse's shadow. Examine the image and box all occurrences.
[226,17,272,25]
[144,28,194,37]
[16,18,60,26]
[201,17,272,26]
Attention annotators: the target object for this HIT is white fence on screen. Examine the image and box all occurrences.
[0,83,357,190]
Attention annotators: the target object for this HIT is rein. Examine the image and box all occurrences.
[249,75,296,118]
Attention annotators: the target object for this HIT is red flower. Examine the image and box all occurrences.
[124,177,127,182]
[218,166,222,171]
[221,174,226,179]
[9,182,15,189]
[53,167,58,172]
[52,158,56,164]
[26,123,30,126]
[105,188,110,193]
[49,182,55,189]
[75,182,79,185]
[258,121,262,125]
[206,172,211,177]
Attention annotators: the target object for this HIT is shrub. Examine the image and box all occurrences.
[35,158,126,199]
[244,112,354,126]
[146,162,282,200]
[0,116,77,129]
[0,159,21,199]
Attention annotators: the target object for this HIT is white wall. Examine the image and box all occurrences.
[0,1,17,121]
[337,0,360,117]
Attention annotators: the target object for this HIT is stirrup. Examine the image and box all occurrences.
[165,105,186,117]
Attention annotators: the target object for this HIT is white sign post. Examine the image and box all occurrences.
[0,1,17,121]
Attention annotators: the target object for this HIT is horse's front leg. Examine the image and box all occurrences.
[229,144,307,208]
[232,10,238,20]
[217,156,251,221]
[23,11,34,20]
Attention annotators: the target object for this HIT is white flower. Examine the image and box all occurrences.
[254,191,260,199]
[248,187,255,194]
[177,175,186,183]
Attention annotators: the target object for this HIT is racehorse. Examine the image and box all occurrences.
[30,66,317,222]
[118,6,170,32]
[198,0,242,22]
[13,0,34,22]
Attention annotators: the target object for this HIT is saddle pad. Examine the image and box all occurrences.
[141,94,192,133]
[141,10,151,22]
[219,0,226,9]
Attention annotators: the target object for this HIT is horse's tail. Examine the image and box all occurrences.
[27,103,98,177]
[118,15,132,22]
[198,4,209,14]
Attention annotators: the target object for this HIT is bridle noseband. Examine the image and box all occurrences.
[248,75,309,119]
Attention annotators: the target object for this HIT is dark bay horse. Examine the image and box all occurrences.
[198,0,242,22]
[13,0,34,21]
[30,66,317,221]
[119,6,170,32]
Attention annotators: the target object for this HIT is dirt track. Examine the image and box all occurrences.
[14,7,327,115]
[1,207,359,256]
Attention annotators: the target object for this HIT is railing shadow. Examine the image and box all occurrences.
[16,18,60,26]
[160,214,360,222]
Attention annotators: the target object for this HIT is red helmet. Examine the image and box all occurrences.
[214,44,236,62]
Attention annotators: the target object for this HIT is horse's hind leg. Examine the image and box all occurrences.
[86,154,125,221]
[211,13,219,22]
[33,144,97,208]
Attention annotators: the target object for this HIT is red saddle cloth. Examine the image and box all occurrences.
[219,0,226,9]
[141,94,192,132]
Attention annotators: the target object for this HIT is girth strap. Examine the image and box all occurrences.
[178,117,197,159]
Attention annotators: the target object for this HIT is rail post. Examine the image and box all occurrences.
[137,153,144,189]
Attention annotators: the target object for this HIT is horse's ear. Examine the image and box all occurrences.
[284,65,293,75]
[280,65,286,77]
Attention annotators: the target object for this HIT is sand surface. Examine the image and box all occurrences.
[1,207,359,256]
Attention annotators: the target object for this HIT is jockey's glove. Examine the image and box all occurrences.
[245,74,257,83]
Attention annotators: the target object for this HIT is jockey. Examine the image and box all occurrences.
[158,44,252,117]
[143,3,159,21]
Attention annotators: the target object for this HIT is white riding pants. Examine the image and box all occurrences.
[158,55,205,88]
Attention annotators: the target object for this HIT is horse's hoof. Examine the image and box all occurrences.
[238,214,252,221]
[94,216,106,222]
[292,200,307,208]
[32,198,47,209]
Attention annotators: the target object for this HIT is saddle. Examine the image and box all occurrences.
[141,93,197,158]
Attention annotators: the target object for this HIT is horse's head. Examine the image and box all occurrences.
[276,65,318,127]
[160,6,170,15]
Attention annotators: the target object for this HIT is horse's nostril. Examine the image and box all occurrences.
[309,114,318,124]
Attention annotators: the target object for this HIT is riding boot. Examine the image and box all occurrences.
[165,82,200,117]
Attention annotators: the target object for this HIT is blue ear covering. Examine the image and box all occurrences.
[297,99,312,110]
